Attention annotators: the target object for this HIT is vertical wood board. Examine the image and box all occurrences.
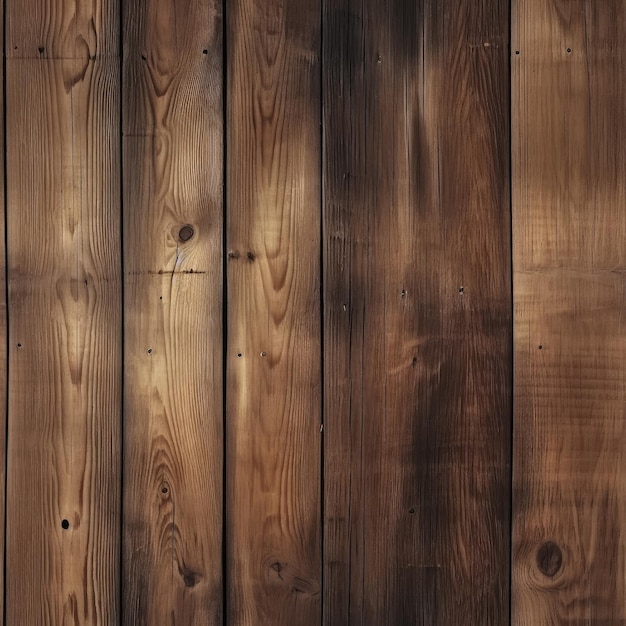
[226,0,322,623]
[5,1,121,622]
[122,0,224,623]
[512,1,626,623]
[323,0,512,623]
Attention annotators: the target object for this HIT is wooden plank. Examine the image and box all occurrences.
[512,2,626,623]
[122,0,223,623]
[323,0,511,623]
[5,2,121,623]
[225,0,321,623]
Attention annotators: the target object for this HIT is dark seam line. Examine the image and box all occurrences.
[2,0,9,620]
[319,0,325,623]
[508,0,515,623]
[119,0,125,620]
[221,0,228,622]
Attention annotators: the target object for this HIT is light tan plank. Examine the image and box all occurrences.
[5,18,121,625]
[122,0,224,622]
[226,0,322,623]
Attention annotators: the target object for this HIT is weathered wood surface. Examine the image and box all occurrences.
[512,1,626,623]
[2,1,626,624]
[122,0,224,623]
[323,0,512,623]
[5,0,121,622]
[225,0,322,623]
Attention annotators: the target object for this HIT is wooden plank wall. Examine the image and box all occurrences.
[0,0,623,625]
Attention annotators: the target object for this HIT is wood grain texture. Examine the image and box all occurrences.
[512,2,626,623]
[122,0,223,623]
[6,0,118,58]
[5,2,121,623]
[323,0,511,623]
[226,0,321,623]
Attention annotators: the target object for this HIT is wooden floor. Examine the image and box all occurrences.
[0,0,624,624]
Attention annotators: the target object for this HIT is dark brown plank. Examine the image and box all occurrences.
[5,1,121,622]
[122,0,224,623]
[512,1,626,623]
[323,0,511,623]
[225,0,322,623]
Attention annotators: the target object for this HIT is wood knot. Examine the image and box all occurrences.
[179,225,194,242]
[178,562,200,588]
[536,542,562,577]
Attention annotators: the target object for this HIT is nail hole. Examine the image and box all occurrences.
[61,519,70,530]
[179,225,194,242]
[260,351,266,357]
[237,353,242,358]
[202,49,208,54]
[17,343,22,348]
[459,286,464,293]
[161,485,169,495]
[247,251,255,262]
[159,296,163,301]
[401,289,407,298]
[566,48,572,53]
[147,348,153,354]
[538,345,543,350]
[38,46,44,54]
[515,50,520,55]
[409,508,415,514]
[141,54,147,60]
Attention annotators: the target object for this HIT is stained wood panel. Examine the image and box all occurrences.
[225,0,322,623]
[323,0,511,623]
[512,1,626,623]
[5,1,121,623]
[122,0,223,623]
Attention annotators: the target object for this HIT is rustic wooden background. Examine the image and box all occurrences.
[0,0,624,624]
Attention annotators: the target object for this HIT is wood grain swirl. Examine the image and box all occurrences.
[323,0,511,623]
[512,1,626,623]
[226,0,322,623]
[5,1,121,622]
[122,0,224,623]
